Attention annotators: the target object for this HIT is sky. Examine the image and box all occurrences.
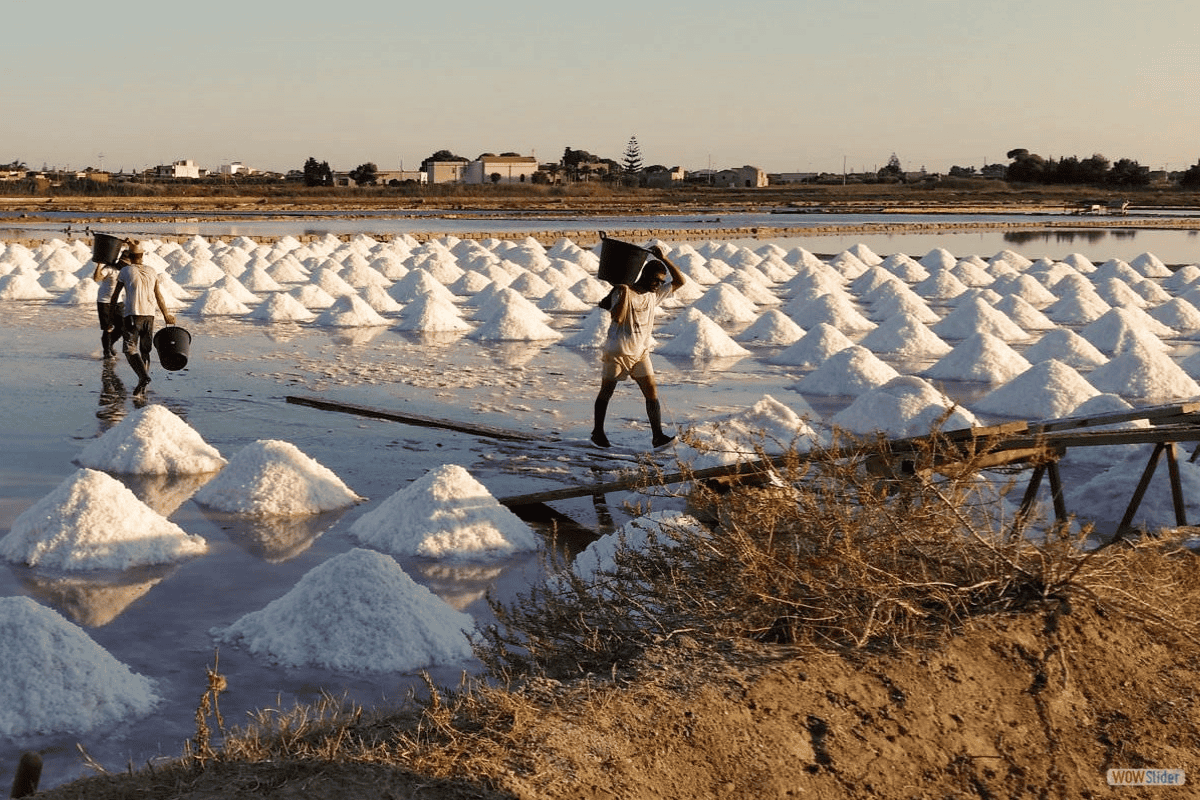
[4,0,1199,177]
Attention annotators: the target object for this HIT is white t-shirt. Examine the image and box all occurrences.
[601,283,673,362]
[116,263,162,317]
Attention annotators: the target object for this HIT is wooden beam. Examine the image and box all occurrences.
[286,395,542,442]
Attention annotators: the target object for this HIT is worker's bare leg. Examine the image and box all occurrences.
[591,379,617,447]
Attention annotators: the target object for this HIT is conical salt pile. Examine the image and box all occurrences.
[792,345,899,397]
[858,312,952,359]
[192,439,363,515]
[769,322,854,367]
[974,360,1100,418]
[215,548,474,672]
[349,464,538,559]
[0,596,160,736]
[736,309,806,346]
[1023,328,1108,370]
[0,468,207,570]
[690,284,760,325]
[830,375,978,437]
[932,297,1029,342]
[1085,343,1200,402]
[923,332,1032,383]
[313,293,388,327]
[656,308,751,360]
[250,292,317,322]
[77,403,226,474]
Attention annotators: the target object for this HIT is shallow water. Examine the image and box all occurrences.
[2,224,1198,789]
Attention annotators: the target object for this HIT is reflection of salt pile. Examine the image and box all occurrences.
[975,360,1099,418]
[192,439,363,515]
[0,468,207,570]
[22,568,170,627]
[656,308,751,359]
[215,548,474,672]
[76,403,226,474]
[350,464,538,559]
[0,596,160,736]
[831,376,979,436]
[682,395,825,468]
[792,346,899,397]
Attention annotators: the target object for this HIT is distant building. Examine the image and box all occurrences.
[644,166,686,188]
[770,172,818,185]
[219,161,253,176]
[154,159,201,179]
[711,165,768,188]
[463,155,539,184]
[426,161,468,184]
[375,169,426,185]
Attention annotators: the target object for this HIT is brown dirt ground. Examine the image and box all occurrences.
[33,598,1200,800]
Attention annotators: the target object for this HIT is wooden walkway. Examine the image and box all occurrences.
[285,394,1200,540]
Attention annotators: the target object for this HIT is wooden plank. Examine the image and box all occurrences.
[1030,402,1200,433]
[285,395,542,442]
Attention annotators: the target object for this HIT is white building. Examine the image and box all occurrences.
[155,159,201,179]
[219,161,254,176]
[712,165,768,188]
[426,161,468,184]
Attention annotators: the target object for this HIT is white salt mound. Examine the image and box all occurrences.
[0,596,160,736]
[570,511,705,583]
[830,376,979,437]
[792,346,900,397]
[974,360,1100,419]
[349,464,538,560]
[215,548,474,672]
[0,468,207,570]
[682,395,825,468]
[76,403,226,474]
[655,308,751,359]
[192,439,363,515]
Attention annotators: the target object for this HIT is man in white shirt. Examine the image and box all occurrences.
[108,240,176,396]
[591,244,686,449]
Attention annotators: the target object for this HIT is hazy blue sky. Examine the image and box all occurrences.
[5,0,1198,176]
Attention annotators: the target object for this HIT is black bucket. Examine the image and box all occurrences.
[92,233,124,265]
[597,232,652,285]
[153,326,191,371]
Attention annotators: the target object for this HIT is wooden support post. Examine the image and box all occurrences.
[1166,442,1187,526]
[1047,459,1068,524]
[1009,463,1047,540]
[11,751,42,798]
[1116,442,1167,536]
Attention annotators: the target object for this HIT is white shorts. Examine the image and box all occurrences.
[601,353,654,381]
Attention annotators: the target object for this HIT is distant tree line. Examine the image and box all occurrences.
[998,149,1151,188]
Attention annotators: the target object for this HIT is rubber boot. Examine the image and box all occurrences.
[647,399,675,448]
[128,352,151,395]
[591,394,611,448]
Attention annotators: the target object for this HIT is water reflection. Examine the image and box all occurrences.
[202,507,347,562]
[110,471,218,518]
[97,362,127,430]
[16,563,175,627]
[416,561,505,610]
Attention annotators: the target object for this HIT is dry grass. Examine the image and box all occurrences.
[35,430,1200,799]
[475,428,1200,678]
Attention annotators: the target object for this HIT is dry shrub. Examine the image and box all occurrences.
[475,429,1200,680]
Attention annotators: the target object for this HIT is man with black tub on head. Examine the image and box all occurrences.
[591,243,686,450]
[108,239,175,396]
